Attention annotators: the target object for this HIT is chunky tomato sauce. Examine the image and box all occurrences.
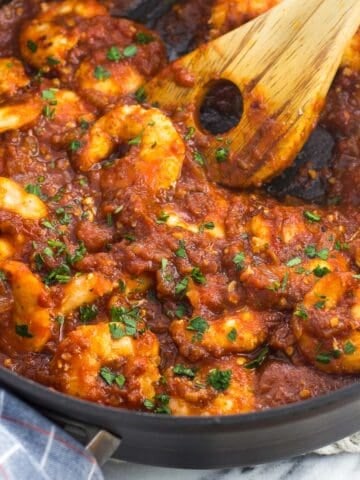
[0,0,359,415]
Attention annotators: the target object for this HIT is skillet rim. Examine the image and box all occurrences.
[0,0,358,437]
[0,364,359,427]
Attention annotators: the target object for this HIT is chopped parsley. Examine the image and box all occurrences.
[41,88,58,119]
[41,89,57,102]
[190,267,206,285]
[27,40,38,53]
[314,299,326,309]
[233,252,245,270]
[280,271,289,292]
[156,211,170,224]
[135,32,154,44]
[99,367,115,385]
[244,346,269,369]
[193,151,205,166]
[294,305,308,319]
[286,257,302,267]
[135,86,147,103]
[99,367,126,388]
[207,369,232,391]
[175,277,189,296]
[227,328,237,342]
[175,240,187,259]
[56,207,72,225]
[304,245,317,258]
[184,126,195,141]
[114,374,126,388]
[316,350,341,364]
[107,46,122,62]
[15,324,33,338]
[175,303,187,318]
[44,263,72,285]
[128,135,142,146]
[106,213,114,227]
[303,210,321,223]
[334,241,349,251]
[93,65,111,80]
[69,139,82,152]
[344,341,356,355]
[304,245,329,260]
[47,56,60,66]
[199,221,215,232]
[186,316,209,341]
[313,265,331,278]
[80,119,90,130]
[123,232,136,243]
[317,248,329,260]
[173,364,196,379]
[43,105,56,119]
[215,147,229,163]
[67,242,87,265]
[79,304,98,323]
[267,280,281,292]
[55,315,65,326]
[153,394,171,414]
[47,239,67,255]
[109,306,141,339]
[118,279,126,292]
[161,258,169,275]
[143,399,155,410]
[43,247,53,258]
[123,44,138,57]
[25,183,43,198]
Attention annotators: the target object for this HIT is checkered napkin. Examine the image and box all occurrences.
[0,389,103,480]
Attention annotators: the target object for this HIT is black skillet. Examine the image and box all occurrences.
[0,0,359,469]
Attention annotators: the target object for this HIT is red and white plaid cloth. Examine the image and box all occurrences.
[0,390,103,480]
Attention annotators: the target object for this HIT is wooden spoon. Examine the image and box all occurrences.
[144,0,360,188]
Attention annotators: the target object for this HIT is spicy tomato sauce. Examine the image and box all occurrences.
[0,0,359,415]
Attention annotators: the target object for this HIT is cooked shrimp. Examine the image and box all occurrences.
[0,177,47,220]
[292,272,360,374]
[75,59,144,108]
[0,58,37,135]
[166,358,255,416]
[40,88,94,125]
[0,58,29,97]
[0,238,14,262]
[19,0,107,70]
[209,0,281,38]
[2,261,51,352]
[58,273,113,316]
[0,96,42,134]
[240,250,350,311]
[51,323,160,407]
[247,206,318,257]
[170,308,267,361]
[74,104,185,191]
[38,0,107,20]
[163,208,225,239]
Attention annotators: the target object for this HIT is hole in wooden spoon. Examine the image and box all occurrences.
[198,79,243,135]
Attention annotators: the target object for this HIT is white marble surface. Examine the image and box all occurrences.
[103,453,360,480]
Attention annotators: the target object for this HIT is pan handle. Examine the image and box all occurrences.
[44,411,121,466]
[85,429,121,466]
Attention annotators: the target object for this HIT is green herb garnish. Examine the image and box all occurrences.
[207,369,231,391]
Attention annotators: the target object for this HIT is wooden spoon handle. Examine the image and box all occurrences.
[146,0,360,187]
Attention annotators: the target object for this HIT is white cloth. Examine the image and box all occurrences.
[316,432,360,455]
